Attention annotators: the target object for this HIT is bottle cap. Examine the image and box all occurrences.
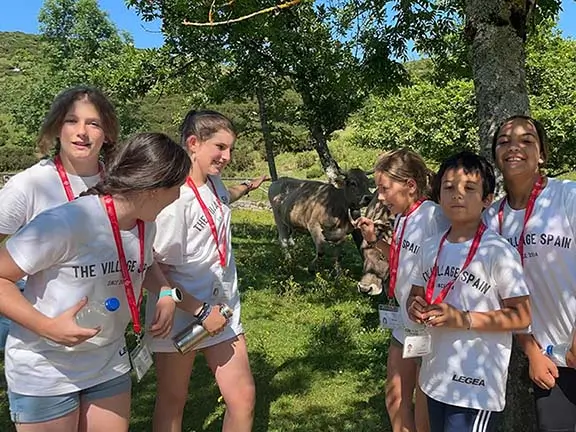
[545,345,553,356]
[104,297,120,312]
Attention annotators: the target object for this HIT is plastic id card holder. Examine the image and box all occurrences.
[378,304,402,329]
[130,336,153,382]
[402,328,432,358]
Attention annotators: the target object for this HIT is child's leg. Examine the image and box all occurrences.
[386,338,419,432]
[152,350,197,432]
[414,376,430,432]
[79,373,132,432]
[204,335,255,432]
[533,367,576,432]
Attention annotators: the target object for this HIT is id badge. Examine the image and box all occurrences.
[402,328,432,358]
[212,280,233,302]
[378,304,402,329]
[130,337,153,382]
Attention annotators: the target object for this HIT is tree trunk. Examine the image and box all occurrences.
[464,2,535,430]
[465,0,531,162]
[255,84,278,181]
[310,123,341,182]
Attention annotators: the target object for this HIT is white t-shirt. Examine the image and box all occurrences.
[411,228,529,411]
[4,195,155,396]
[392,200,450,343]
[483,178,576,350]
[147,175,243,352]
[0,159,101,234]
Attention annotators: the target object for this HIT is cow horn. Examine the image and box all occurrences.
[348,208,357,225]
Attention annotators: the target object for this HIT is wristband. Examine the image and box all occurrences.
[194,302,213,323]
[159,287,183,303]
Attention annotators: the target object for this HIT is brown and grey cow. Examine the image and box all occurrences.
[351,192,394,295]
[268,169,371,273]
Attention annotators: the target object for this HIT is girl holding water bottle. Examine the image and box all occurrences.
[0,132,191,431]
[355,149,449,432]
[483,115,576,432]
[147,109,255,432]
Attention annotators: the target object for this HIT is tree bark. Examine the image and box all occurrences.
[255,83,278,181]
[465,0,531,162]
[464,2,535,430]
[310,123,341,182]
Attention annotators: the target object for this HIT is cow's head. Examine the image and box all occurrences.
[356,195,394,296]
[334,168,371,210]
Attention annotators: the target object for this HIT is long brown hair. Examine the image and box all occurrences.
[83,133,190,197]
[37,85,119,163]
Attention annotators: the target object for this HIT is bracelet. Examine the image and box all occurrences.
[463,310,472,330]
[194,302,213,323]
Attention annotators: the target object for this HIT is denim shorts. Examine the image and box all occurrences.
[8,372,132,424]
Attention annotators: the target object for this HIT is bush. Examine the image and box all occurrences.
[295,151,317,169]
[306,166,323,179]
[0,146,37,172]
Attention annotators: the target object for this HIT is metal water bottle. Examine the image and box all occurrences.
[173,304,233,354]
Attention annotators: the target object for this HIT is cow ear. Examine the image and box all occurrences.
[332,173,346,188]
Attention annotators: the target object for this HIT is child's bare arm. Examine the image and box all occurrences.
[424,295,531,331]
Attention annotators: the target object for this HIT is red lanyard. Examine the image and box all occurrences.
[425,223,486,304]
[388,198,426,298]
[103,195,145,335]
[186,177,227,267]
[54,155,102,202]
[498,176,543,266]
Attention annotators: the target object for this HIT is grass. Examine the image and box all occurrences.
[0,209,393,431]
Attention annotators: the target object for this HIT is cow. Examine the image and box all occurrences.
[268,169,372,273]
[351,193,394,295]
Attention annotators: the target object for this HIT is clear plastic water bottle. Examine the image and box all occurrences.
[543,343,570,367]
[76,297,120,329]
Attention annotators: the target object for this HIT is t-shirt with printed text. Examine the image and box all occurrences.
[411,228,529,411]
[4,195,155,396]
[147,175,243,352]
[391,200,449,343]
[483,178,576,349]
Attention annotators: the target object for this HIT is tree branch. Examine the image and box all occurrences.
[182,0,301,27]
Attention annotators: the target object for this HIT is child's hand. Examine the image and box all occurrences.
[149,296,176,338]
[407,295,428,324]
[354,217,377,243]
[202,305,228,336]
[423,303,468,329]
[527,350,559,390]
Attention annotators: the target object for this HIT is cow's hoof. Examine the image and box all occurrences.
[357,283,383,296]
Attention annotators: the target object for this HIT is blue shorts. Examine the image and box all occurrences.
[427,395,501,432]
[8,372,132,424]
[0,314,10,351]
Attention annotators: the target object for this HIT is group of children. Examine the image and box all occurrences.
[0,83,574,432]
[356,117,576,432]
[0,86,258,432]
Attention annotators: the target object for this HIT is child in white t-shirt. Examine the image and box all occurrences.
[0,85,119,351]
[147,109,255,432]
[0,133,200,430]
[408,151,531,432]
[355,148,449,432]
[485,115,576,431]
